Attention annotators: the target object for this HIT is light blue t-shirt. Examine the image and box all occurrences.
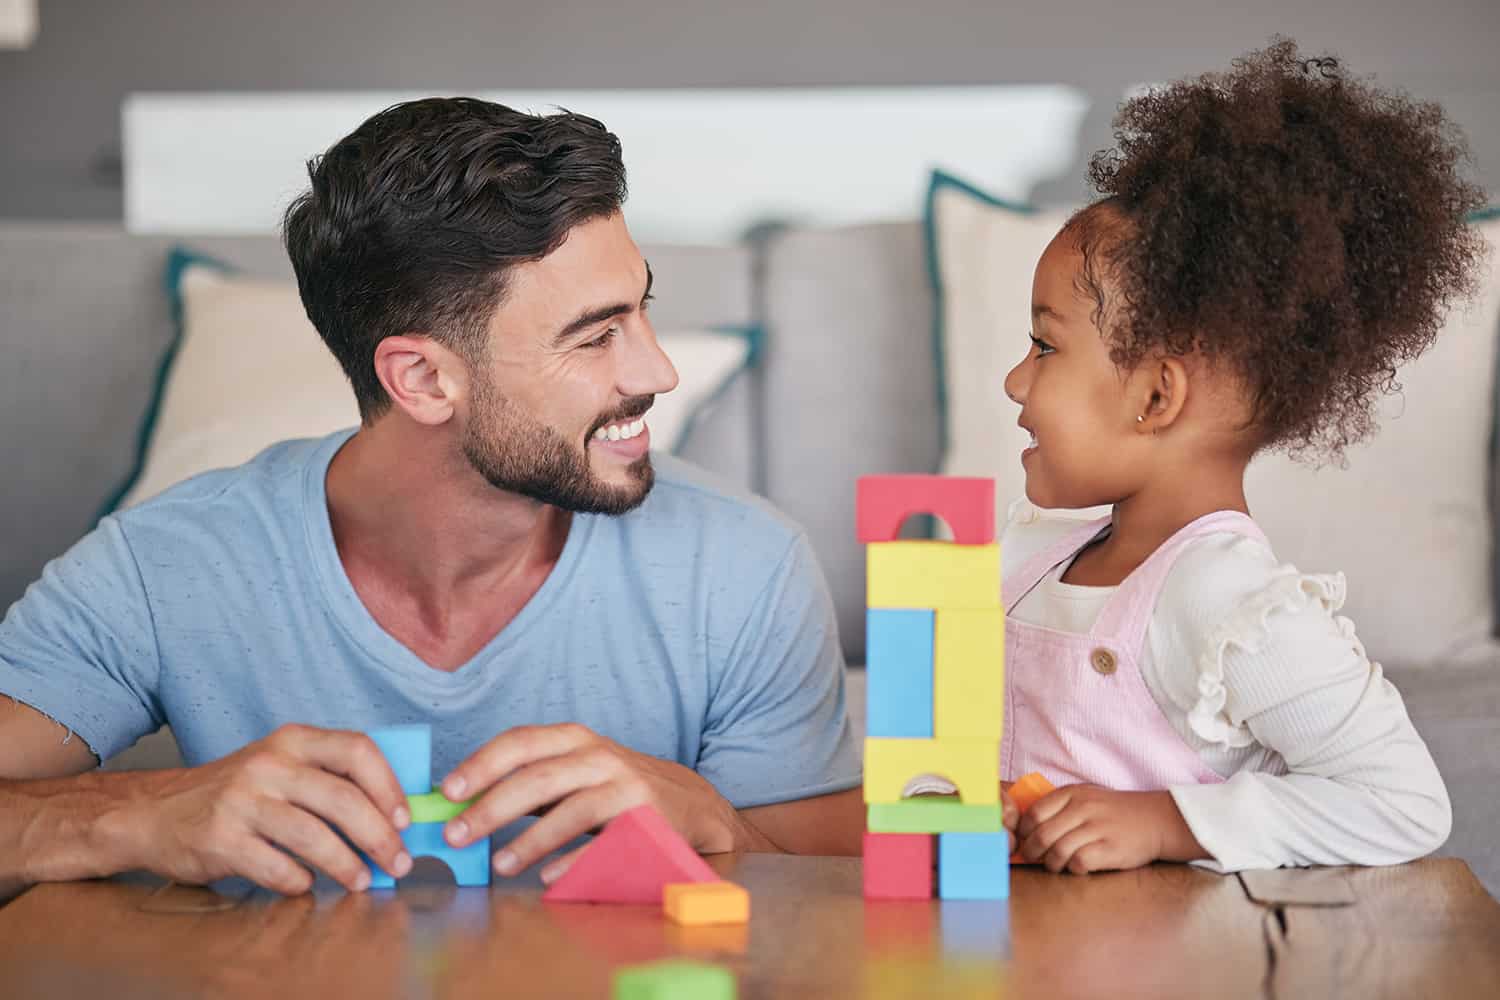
[0,430,859,811]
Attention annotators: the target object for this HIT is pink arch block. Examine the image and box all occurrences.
[856,475,995,545]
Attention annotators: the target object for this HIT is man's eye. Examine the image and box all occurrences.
[586,329,619,349]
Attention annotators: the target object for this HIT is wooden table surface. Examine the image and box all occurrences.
[0,855,1496,999]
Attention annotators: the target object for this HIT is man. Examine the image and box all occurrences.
[0,98,862,901]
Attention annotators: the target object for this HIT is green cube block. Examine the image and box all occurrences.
[867,800,1003,834]
[614,959,736,1000]
[406,790,476,824]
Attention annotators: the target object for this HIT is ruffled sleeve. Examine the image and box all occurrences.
[1185,568,1350,751]
[1162,544,1451,871]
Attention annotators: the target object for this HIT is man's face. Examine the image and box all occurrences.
[461,212,680,515]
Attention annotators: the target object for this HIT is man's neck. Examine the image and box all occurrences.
[323,420,571,670]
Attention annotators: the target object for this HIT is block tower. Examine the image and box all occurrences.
[858,475,1008,900]
[365,724,491,888]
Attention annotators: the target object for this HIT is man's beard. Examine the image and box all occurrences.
[461,374,655,516]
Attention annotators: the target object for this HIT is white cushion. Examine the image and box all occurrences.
[118,262,752,509]
[928,171,1103,524]
[1244,217,1500,668]
[928,170,1500,668]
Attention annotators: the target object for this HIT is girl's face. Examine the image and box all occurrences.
[1001,231,1152,510]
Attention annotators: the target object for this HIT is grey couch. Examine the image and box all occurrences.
[2,222,1497,897]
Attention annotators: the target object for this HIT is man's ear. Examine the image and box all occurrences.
[1136,355,1190,435]
[372,335,468,426]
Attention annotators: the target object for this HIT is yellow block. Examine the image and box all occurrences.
[934,608,1004,741]
[663,881,750,926]
[866,542,1000,609]
[863,738,999,804]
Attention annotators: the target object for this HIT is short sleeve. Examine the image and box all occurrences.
[0,516,164,760]
[696,533,861,809]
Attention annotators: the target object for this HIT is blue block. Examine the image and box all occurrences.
[938,832,1009,900]
[367,821,492,888]
[367,724,432,797]
[866,609,935,738]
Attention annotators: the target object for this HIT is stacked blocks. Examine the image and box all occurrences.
[364,724,489,888]
[858,475,1008,900]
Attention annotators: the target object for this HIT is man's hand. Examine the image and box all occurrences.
[438,723,756,884]
[1015,785,1207,874]
[113,724,413,895]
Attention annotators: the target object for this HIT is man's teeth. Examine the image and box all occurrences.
[593,418,647,442]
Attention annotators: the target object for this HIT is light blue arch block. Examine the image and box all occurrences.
[367,822,492,889]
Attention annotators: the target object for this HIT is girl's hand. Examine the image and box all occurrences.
[1015,785,1208,874]
[1000,784,1020,853]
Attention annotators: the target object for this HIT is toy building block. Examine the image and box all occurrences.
[863,738,999,805]
[863,832,934,900]
[933,608,1004,741]
[1007,772,1055,863]
[406,790,477,824]
[866,609,935,738]
[366,724,432,797]
[867,800,1003,834]
[866,542,1000,610]
[856,475,996,546]
[1007,772,1054,813]
[368,819,491,889]
[663,881,750,926]
[938,832,1010,900]
[613,959,736,1000]
[543,804,718,903]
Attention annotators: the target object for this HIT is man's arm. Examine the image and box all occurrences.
[0,698,414,901]
[0,697,114,901]
[737,787,865,856]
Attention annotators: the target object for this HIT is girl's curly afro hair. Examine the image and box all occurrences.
[1078,37,1489,461]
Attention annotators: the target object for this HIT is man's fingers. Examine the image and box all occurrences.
[441,724,596,802]
[275,725,409,828]
[254,800,376,892]
[282,768,410,880]
[538,843,593,886]
[448,747,619,846]
[232,834,316,896]
[493,783,642,878]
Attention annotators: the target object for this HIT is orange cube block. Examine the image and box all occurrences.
[663,881,750,926]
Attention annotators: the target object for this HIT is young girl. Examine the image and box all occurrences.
[998,39,1487,874]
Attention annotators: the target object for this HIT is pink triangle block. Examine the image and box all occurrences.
[542,804,719,903]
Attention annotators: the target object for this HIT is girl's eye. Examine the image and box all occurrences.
[1030,334,1055,357]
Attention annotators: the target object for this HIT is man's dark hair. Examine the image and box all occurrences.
[283,97,627,422]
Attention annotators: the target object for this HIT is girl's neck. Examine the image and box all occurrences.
[1061,458,1252,588]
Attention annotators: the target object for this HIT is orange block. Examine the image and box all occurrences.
[663,881,750,926]
[1008,772,1055,864]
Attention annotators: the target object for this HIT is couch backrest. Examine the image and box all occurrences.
[758,222,940,663]
[0,225,757,613]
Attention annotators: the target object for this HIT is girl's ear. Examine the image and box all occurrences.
[1137,356,1190,435]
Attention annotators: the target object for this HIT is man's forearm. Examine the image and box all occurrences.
[0,771,153,903]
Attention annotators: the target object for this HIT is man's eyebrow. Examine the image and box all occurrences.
[551,262,654,347]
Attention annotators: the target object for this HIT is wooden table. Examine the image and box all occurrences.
[0,855,1496,999]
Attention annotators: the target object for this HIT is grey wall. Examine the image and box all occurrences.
[3,0,1497,219]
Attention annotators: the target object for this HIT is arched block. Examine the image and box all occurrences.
[862,738,998,805]
[856,475,996,545]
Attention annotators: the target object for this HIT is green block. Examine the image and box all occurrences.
[614,959,736,1000]
[867,800,1003,834]
[406,790,476,824]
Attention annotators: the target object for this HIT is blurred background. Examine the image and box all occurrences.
[1,0,1496,229]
